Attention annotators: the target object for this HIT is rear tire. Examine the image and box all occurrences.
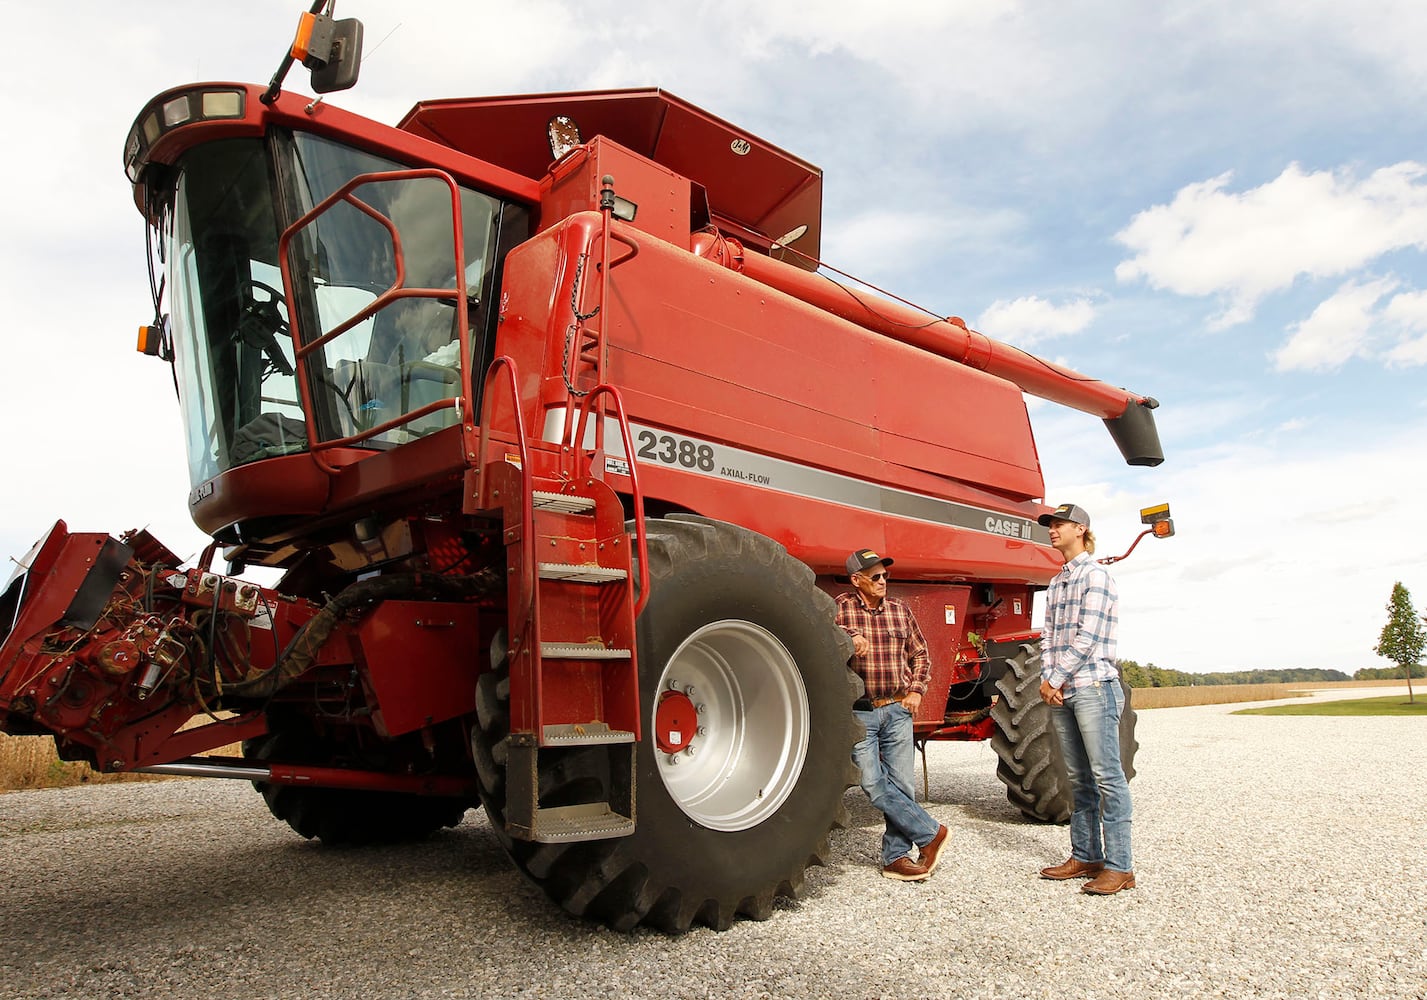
[472,515,860,932]
[246,727,470,845]
[989,641,1137,823]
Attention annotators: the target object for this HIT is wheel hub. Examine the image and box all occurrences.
[654,619,809,832]
[655,690,697,754]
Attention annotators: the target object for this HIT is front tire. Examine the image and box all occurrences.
[472,515,860,932]
[989,641,1138,822]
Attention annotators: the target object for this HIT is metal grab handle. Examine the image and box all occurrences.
[572,384,650,617]
[476,356,536,635]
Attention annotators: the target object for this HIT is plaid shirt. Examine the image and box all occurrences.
[1042,551,1120,692]
[835,592,931,698]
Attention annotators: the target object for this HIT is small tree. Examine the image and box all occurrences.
[1373,582,1426,703]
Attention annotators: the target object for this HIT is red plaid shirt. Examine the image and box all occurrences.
[835,591,931,698]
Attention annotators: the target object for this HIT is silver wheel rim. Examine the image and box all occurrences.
[655,619,809,831]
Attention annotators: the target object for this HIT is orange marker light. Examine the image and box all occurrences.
[137,325,160,356]
[290,11,317,63]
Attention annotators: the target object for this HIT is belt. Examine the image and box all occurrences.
[853,694,904,711]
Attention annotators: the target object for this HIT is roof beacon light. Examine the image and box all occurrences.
[548,115,583,161]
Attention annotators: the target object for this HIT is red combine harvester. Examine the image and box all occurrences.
[0,7,1169,932]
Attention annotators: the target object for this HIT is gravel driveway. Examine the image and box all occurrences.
[2,688,1423,999]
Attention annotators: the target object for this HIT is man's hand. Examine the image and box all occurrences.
[1039,679,1064,706]
[900,692,922,713]
[852,634,871,657]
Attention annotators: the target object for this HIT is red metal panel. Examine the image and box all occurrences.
[356,600,482,737]
[541,137,692,249]
[890,584,973,727]
[592,225,1047,498]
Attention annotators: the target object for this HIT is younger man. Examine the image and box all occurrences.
[1036,504,1135,895]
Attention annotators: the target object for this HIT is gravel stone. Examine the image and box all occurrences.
[1,687,1423,999]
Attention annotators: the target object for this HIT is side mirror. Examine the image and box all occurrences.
[293,13,364,94]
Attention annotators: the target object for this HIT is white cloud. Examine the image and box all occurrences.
[1382,288,1427,329]
[1381,290,1427,366]
[1115,163,1427,328]
[1273,277,1399,372]
[1271,279,1427,371]
[1383,335,1427,367]
[975,296,1095,347]
[1035,417,1427,674]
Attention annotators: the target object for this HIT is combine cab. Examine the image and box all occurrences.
[0,7,1167,932]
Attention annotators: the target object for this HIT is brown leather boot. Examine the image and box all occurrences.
[1039,857,1106,880]
[918,825,950,875]
[1082,869,1136,895]
[881,856,931,881]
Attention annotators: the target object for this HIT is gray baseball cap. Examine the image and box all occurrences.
[1037,503,1091,527]
[845,549,894,575]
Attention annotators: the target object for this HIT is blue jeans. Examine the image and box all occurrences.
[1050,680,1133,872]
[853,704,941,866]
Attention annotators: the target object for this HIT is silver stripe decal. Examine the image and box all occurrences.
[540,409,1048,543]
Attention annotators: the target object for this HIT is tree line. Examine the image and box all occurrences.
[1118,579,1426,690]
[1116,659,1352,688]
[1353,663,1426,680]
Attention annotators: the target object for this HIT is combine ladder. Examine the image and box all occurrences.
[479,365,647,844]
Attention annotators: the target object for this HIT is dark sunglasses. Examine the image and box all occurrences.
[866,572,889,582]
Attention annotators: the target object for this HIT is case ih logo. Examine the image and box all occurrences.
[730,138,752,156]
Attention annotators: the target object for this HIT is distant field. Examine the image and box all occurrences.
[1131,683,1298,709]
[2,680,1404,790]
[0,733,242,792]
[1235,694,1426,717]
[1132,677,1411,710]
[0,733,153,791]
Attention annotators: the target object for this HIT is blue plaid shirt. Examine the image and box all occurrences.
[1042,552,1119,692]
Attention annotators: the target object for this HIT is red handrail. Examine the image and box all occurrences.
[476,356,536,639]
[276,168,470,474]
[573,384,651,617]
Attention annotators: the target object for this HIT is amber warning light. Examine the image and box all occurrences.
[1140,502,1175,538]
[1098,502,1175,565]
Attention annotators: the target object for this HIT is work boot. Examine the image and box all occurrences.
[1039,857,1105,880]
[918,825,949,875]
[1082,869,1136,895]
[881,857,931,882]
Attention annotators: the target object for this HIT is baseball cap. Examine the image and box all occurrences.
[845,549,894,575]
[1037,503,1091,527]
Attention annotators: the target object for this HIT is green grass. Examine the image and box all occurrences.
[1235,695,1427,717]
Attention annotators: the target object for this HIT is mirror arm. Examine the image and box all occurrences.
[261,1,331,106]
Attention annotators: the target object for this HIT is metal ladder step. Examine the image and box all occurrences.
[537,562,627,583]
[531,490,596,514]
[542,723,636,746]
[541,642,632,660]
[529,803,635,843]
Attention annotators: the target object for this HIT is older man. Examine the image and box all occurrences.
[836,548,948,882]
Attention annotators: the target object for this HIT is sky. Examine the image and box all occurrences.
[2,1,1424,675]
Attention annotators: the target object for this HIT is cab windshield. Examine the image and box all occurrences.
[163,132,523,485]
